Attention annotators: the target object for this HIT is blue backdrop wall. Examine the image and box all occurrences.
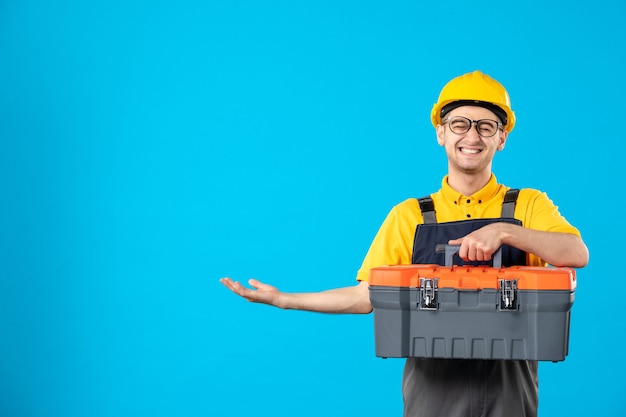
[1,1,624,416]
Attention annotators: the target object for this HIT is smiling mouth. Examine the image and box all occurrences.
[460,147,482,155]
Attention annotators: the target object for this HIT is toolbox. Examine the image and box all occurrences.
[368,246,576,361]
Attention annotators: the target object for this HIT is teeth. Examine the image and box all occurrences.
[461,148,480,154]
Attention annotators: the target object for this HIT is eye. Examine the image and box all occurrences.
[477,120,497,135]
[450,117,470,132]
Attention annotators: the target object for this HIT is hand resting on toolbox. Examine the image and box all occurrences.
[448,222,588,267]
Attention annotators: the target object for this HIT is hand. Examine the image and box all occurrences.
[448,223,506,262]
[220,277,282,307]
[221,277,373,314]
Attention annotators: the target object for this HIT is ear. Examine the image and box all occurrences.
[436,125,445,146]
[497,130,508,151]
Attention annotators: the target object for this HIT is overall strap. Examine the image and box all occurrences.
[417,196,437,224]
[501,188,520,218]
[419,188,520,222]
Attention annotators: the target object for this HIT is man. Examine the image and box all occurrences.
[220,70,589,416]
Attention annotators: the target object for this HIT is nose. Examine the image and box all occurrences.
[464,123,483,141]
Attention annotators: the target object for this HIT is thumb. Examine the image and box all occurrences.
[248,279,279,293]
[248,278,274,291]
[448,238,463,246]
[248,278,263,288]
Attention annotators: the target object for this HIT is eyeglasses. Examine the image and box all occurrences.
[442,116,503,137]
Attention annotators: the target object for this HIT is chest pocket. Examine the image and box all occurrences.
[412,189,527,267]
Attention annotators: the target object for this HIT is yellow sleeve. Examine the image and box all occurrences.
[516,189,581,236]
[356,199,423,282]
[516,189,582,266]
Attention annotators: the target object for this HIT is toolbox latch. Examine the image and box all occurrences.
[498,279,518,310]
[419,278,439,310]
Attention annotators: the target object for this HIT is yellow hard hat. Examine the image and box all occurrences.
[430,70,516,132]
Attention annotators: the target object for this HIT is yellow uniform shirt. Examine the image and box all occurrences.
[356,175,581,282]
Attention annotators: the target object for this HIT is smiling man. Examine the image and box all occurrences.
[221,70,589,417]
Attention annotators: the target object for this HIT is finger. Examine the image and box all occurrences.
[223,279,245,293]
[249,279,278,293]
[465,244,476,261]
[476,244,494,261]
[233,283,257,300]
[219,277,237,291]
[220,277,235,286]
[448,239,467,260]
[456,240,469,261]
[221,278,251,297]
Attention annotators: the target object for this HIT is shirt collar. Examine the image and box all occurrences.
[440,174,500,204]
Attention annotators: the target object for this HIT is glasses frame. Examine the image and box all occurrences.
[442,116,503,137]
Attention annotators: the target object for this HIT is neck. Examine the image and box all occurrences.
[446,170,493,196]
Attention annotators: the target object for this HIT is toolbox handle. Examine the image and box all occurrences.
[436,244,503,268]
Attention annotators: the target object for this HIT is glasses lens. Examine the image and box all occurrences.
[449,117,471,134]
[476,120,498,136]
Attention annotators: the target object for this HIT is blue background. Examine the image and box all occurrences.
[1,1,624,416]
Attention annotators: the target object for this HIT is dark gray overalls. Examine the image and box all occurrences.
[402,190,539,417]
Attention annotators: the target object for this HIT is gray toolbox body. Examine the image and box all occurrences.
[369,247,576,361]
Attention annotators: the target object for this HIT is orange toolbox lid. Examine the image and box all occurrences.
[369,264,576,291]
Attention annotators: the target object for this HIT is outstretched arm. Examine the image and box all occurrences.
[220,278,373,314]
[448,222,589,267]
